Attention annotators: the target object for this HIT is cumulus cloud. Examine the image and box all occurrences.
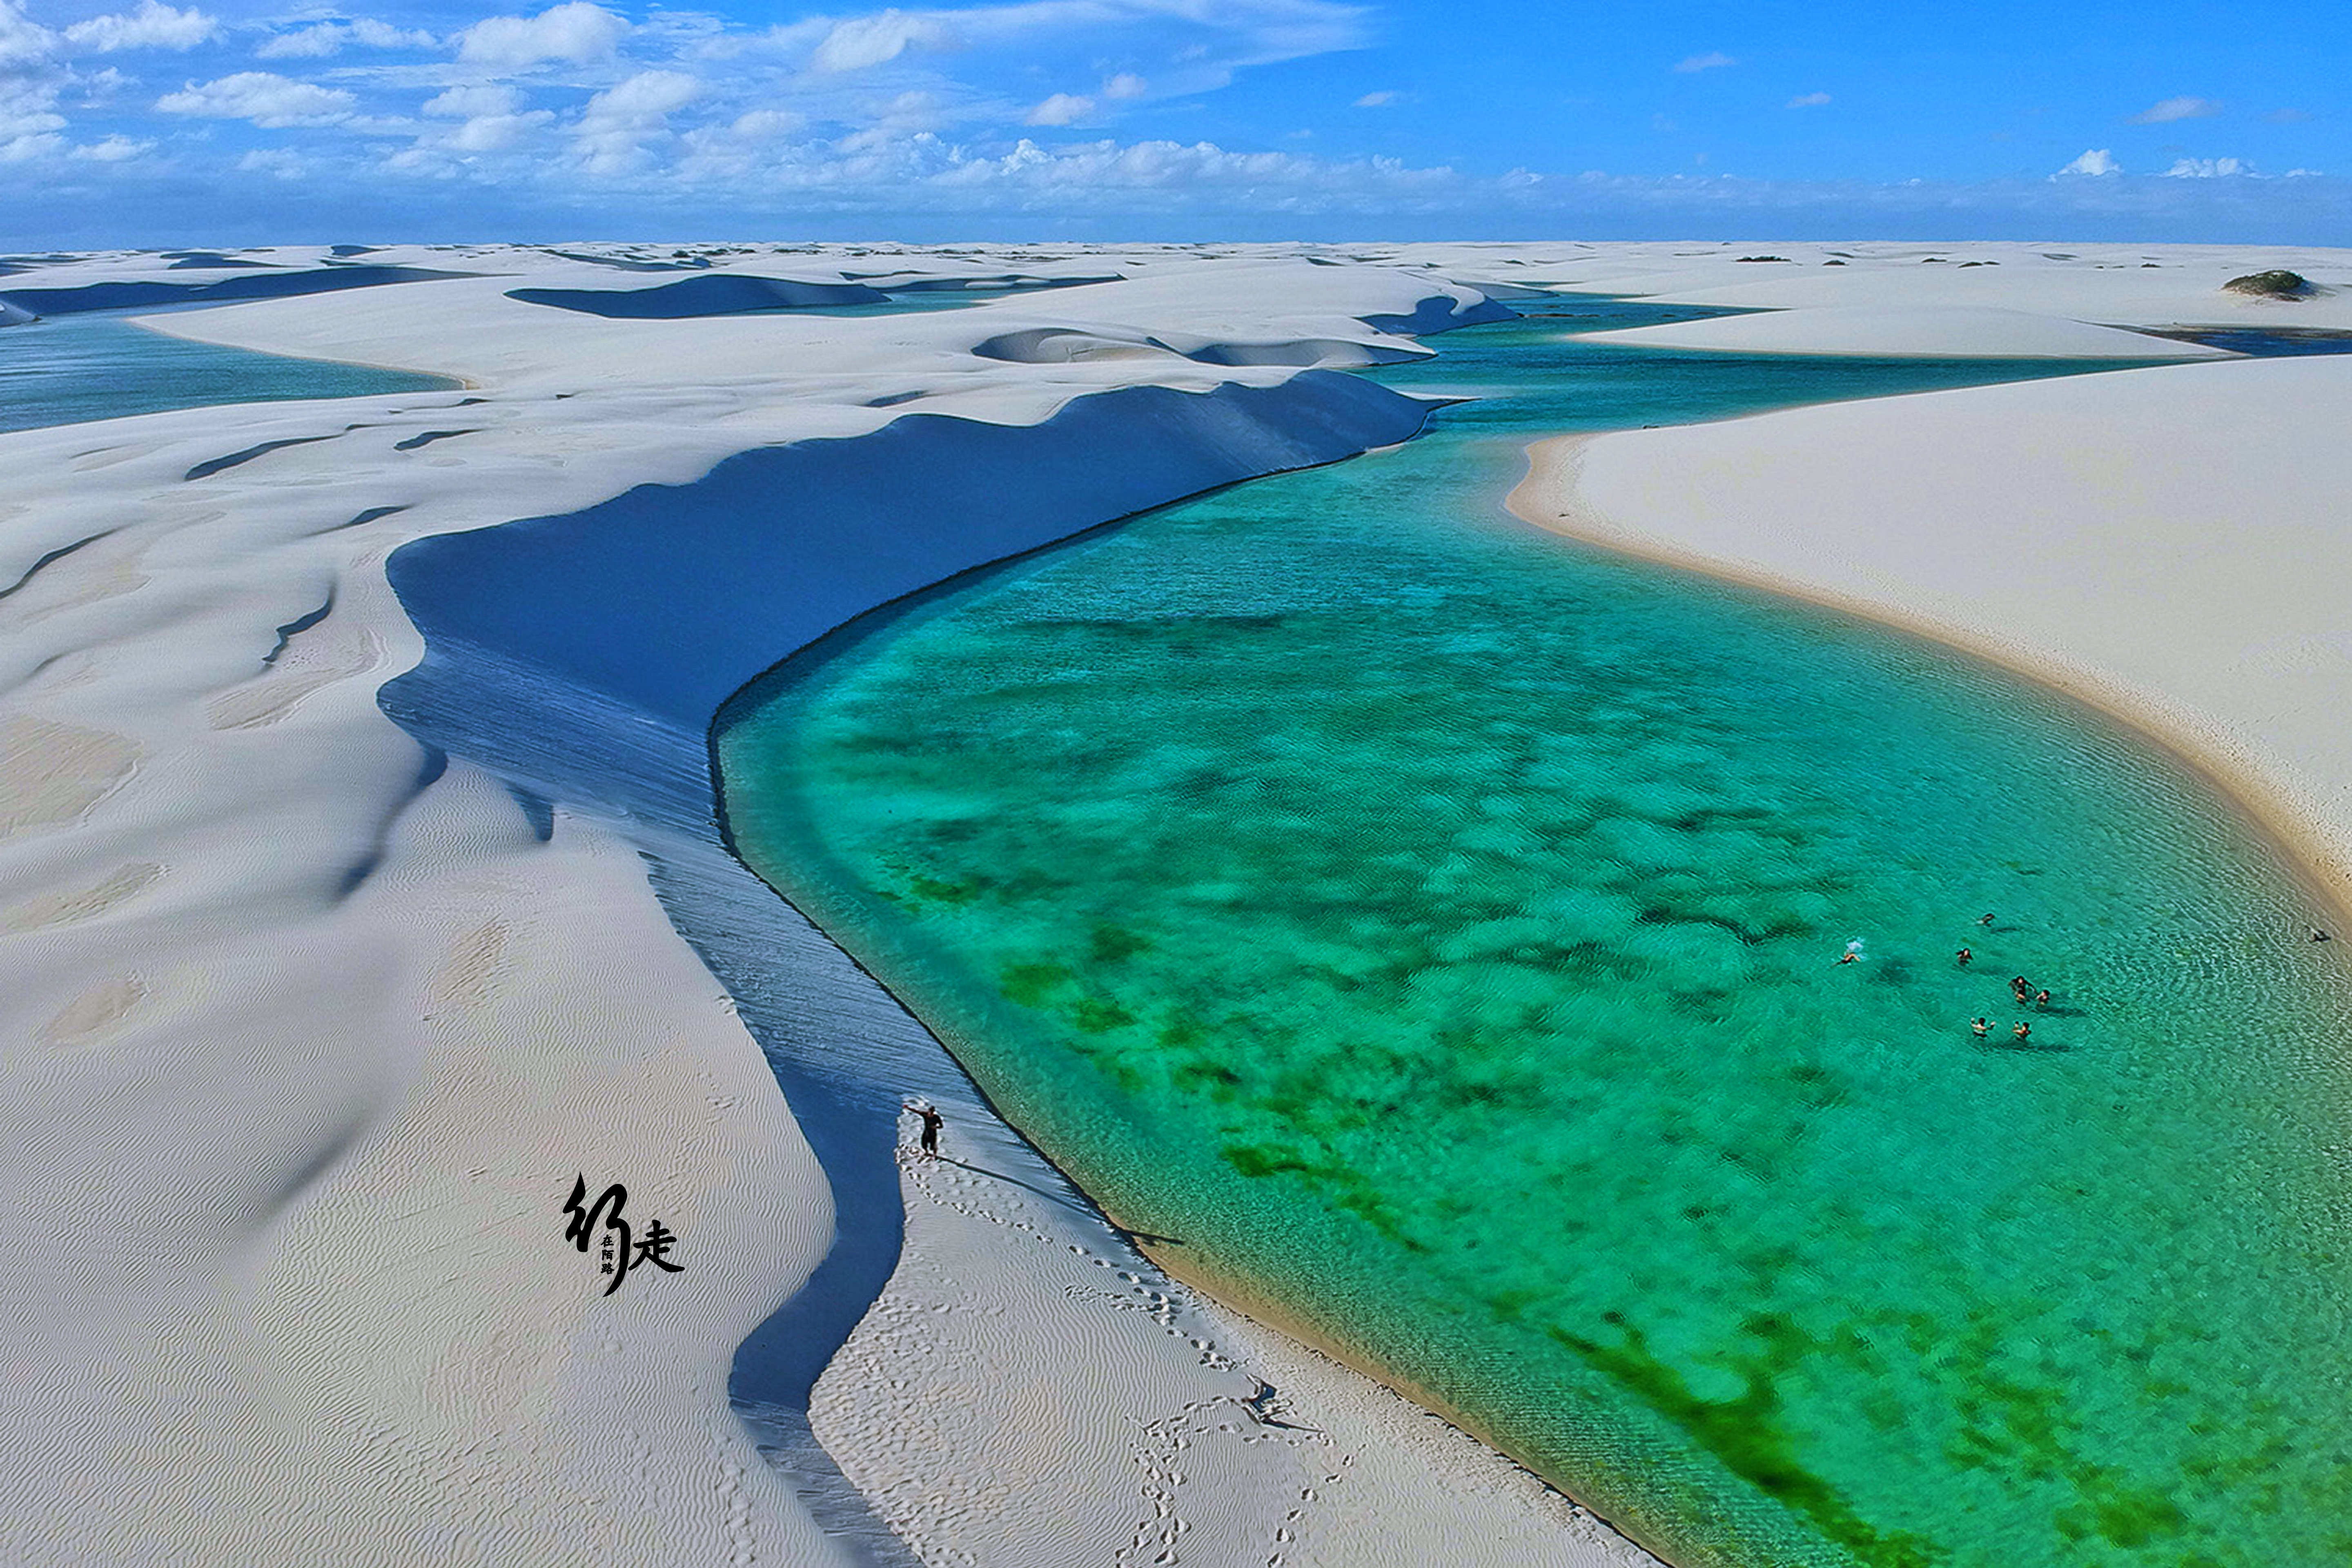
[837,87,943,149]
[921,136,1459,204]
[238,145,307,177]
[258,18,436,59]
[457,2,626,67]
[157,70,355,126]
[734,0,1359,104]
[729,106,802,138]
[1673,51,1734,74]
[72,131,150,158]
[74,65,129,98]
[62,1,217,53]
[0,125,63,160]
[572,67,699,173]
[1102,71,1147,99]
[1786,91,1830,108]
[2054,147,2119,177]
[448,109,553,151]
[423,83,524,118]
[0,0,59,68]
[2163,156,2246,178]
[588,68,699,116]
[1353,89,1398,107]
[1026,91,1091,125]
[2130,96,2220,124]
[811,8,962,72]
[0,3,67,160]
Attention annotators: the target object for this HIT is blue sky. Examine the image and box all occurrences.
[3,0,2345,245]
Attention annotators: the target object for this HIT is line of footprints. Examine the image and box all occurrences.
[902,1145,1347,1568]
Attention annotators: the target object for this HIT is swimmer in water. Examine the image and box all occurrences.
[2034,989,2051,1010]
[2013,1021,2032,1043]
[1956,947,1973,967]
[1971,1018,1990,1039]
[1980,913,1996,927]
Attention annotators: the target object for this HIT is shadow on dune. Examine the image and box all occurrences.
[374,372,1435,1560]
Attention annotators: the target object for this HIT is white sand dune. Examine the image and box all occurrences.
[1389,239,2352,332]
[0,244,1655,1568]
[13,237,2351,1568]
[1569,303,2234,359]
[1510,350,2352,917]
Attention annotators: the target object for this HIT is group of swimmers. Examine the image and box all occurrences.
[1964,913,2051,1043]
[1835,911,2056,1043]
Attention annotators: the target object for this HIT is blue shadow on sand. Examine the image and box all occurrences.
[374,370,1436,1558]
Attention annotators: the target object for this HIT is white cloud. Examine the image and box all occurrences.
[457,2,627,67]
[238,145,307,177]
[1353,89,1398,107]
[924,136,1459,202]
[423,83,524,118]
[1102,71,1146,99]
[258,18,436,59]
[0,1,60,68]
[2054,147,2119,177]
[573,67,700,174]
[673,105,807,181]
[1026,91,1092,125]
[736,0,1361,98]
[1786,91,1830,108]
[2162,156,2246,178]
[837,87,944,149]
[730,107,803,139]
[811,8,962,72]
[72,131,151,158]
[0,3,67,161]
[448,109,552,151]
[0,126,62,160]
[156,71,355,126]
[1673,51,1734,74]
[588,68,700,118]
[62,1,216,53]
[2130,96,2220,125]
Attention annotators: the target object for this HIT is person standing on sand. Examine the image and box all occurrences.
[906,1100,944,1159]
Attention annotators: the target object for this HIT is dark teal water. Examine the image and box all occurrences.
[720,305,2352,1566]
[0,311,456,433]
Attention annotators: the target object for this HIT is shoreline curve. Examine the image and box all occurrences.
[1506,427,2352,938]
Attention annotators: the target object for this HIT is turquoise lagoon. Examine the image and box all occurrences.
[719,304,2352,1566]
[0,310,456,433]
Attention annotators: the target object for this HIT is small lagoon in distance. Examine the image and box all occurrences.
[0,310,457,433]
[719,299,2352,1566]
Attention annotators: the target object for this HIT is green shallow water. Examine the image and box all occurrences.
[718,303,2352,1567]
